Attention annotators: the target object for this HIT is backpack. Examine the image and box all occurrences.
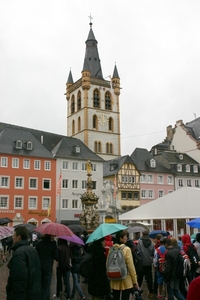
[187,245,199,270]
[80,252,94,278]
[156,248,167,273]
[132,248,143,274]
[180,251,191,277]
[107,245,127,280]
[176,253,184,278]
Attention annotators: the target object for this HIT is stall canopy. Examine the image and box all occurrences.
[119,187,200,221]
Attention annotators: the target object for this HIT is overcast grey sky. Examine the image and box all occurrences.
[0,1,200,156]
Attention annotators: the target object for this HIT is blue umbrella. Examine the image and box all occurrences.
[149,230,168,239]
[186,217,200,229]
[86,223,128,244]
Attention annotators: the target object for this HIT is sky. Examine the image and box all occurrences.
[1,0,200,156]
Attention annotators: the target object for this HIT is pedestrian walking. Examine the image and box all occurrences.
[6,226,41,300]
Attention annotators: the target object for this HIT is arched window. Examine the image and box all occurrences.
[77,91,81,110]
[105,92,111,110]
[109,117,113,131]
[93,89,100,108]
[78,117,81,132]
[94,141,97,153]
[110,143,113,154]
[93,115,98,129]
[106,143,109,153]
[71,95,75,114]
[98,142,101,153]
[72,120,75,135]
[106,142,113,154]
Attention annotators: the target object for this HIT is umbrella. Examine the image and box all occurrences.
[190,233,199,239]
[149,230,169,239]
[0,217,13,225]
[68,224,87,234]
[186,218,200,229]
[58,235,85,246]
[0,226,14,240]
[127,226,146,233]
[34,222,74,237]
[14,223,36,233]
[86,223,128,244]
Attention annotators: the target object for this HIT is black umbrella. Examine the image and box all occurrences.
[14,223,36,232]
[68,224,87,234]
[0,217,13,225]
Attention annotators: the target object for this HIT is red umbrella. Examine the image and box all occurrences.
[34,222,74,237]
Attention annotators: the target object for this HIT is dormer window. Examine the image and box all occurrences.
[15,140,22,149]
[26,141,33,150]
[177,164,182,172]
[110,163,118,171]
[185,164,190,172]
[193,165,198,173]
[73,145,80,153]
[179,154,183,160]
[150,159,156,168]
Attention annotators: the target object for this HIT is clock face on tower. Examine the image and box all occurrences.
[98,114,108,126]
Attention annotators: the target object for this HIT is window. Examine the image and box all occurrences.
[158,175,163,184]
[12,158,19,168]
[109,118,113,131]
[92,181,97,189]
[62,161,69,170]
[187,179,192,187]
[78,117,81,132]
[43,179,50,189]
[42,197,50,209]
[141,190,146,198]
[122,176,125,183]
[128,192,133,199]
[178,179,183,187]
[23,159,30,169]
[77,91,81,110]
[72,120,75,135]
[82,163,86,171]
[72,162,78,170]
[15,177,23,188]
[177,164,182,172]
[193,165,198,173]
[195,180,200,187]
[82,180,87,189]
[106,143,113,154]
[1,177,9,187]
[158,190,164,198]
[62,179,68,189]
[105,92,111,110]
[125,176,128,183]
[186,165,190,172]
[1,157,8,167]
[148,175,153,183]
[93,115,98,129]
[93,89,100,108]
[148,190,154,198]
[72,180,78,189]
[150,159,156,168]
[168,176,173,184]
[29,178,37,189]
[92,164,97,172]
[44,161,51,170]
[72,199,78,208]
[14,197,23,209]
[0,196,8,208]
[122,192,126,199]
[134,192,139,200]
[34,160,40,170]
[29,197,37,209]
[140,174,146,182]
[15,139,22,149]
[62,199,69,209]
[71,95,75,114]
[26,141,33,150]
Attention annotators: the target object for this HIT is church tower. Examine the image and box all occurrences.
[65,19,121,160]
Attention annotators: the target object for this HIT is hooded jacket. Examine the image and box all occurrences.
[181,234,192,254]
[138,235,155,266]
[6,240,41,300]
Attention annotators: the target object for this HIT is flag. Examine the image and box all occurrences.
[56,173,62,195]
[114,174,117,199]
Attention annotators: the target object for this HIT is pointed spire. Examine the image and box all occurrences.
[112,64,120,79]
[67,69,73,84]
[82,17,103,79]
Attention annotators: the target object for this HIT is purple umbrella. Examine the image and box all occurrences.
[58,234,85,246]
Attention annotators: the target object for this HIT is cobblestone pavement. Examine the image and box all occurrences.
[0,260,158,300]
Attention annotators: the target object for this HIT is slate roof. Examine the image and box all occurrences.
[103,155,140,177]
[184,117,200,140]
[0,122,104,162]
[131,148,170,173]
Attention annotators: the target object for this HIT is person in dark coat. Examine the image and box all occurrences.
[6,226,42,300]
[36,234,58,300]
[88,238,111,300]
[70,243,85,300]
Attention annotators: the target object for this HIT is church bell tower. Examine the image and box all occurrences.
[65,19,121,160]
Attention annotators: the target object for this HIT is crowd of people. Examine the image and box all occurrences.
[1,225,200,300]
